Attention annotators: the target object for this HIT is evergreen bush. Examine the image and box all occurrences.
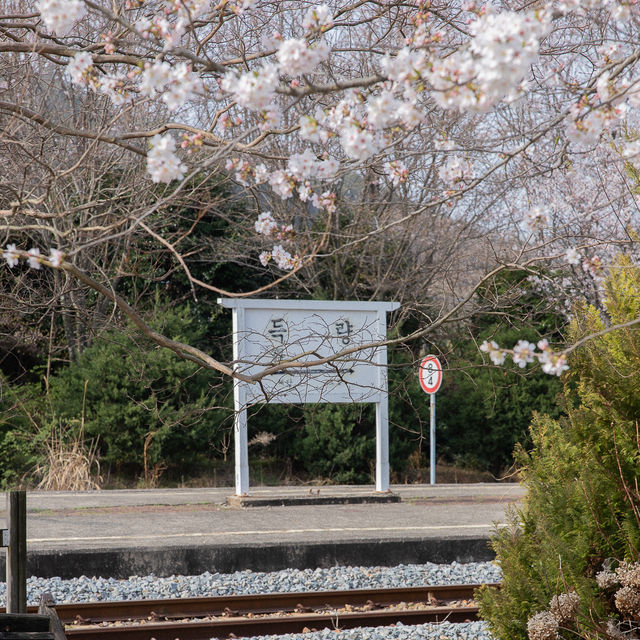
[44,302,233,484]
[478,255,640,640]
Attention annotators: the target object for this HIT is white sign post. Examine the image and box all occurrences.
[419,355,443,485]
[218,298,400,495]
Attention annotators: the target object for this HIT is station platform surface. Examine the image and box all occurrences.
[0,484,525,579]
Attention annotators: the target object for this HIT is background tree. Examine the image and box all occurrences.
[3,0,640,486]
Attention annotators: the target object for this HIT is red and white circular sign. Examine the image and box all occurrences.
[419,355,443,394]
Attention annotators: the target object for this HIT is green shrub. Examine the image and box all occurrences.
[478,255,640,640]
[44,302,233,483]
[298,403,376,484]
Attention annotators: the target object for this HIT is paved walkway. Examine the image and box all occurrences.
[0,484,525,578]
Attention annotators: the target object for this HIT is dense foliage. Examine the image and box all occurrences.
[478,256,640,640]
[0,303,234,487]
[1,293,565,488]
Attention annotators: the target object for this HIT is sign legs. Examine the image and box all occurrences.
[375,399,390,492]
[234,384,250,496]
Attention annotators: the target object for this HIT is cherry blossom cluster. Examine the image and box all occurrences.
[147,134,186,184]
[526,206,552,232]
[140,62,203,111]
[2,245,64,269]
[424,9,550,111]
[55,1,554,204]
[384,161,409,187]
[227,153,338,208]
[565,98,627,147]
[564,68,639,148]
[287,151,339,183]
[302,5,333,33]
[220,63,279,112]
[276,38,330,77]
[134,14,187,50]
[254,211,294,241]
[259,245,299,271]
[37,0,86,35]
[254,212,298,271]
[66,52,203,112]
[438,156,474,185]
[480,339,569,376]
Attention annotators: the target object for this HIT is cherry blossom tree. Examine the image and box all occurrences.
[3,0,640,380]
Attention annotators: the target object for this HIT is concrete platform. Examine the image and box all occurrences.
[0,484,524,579]
[226,492,401,507]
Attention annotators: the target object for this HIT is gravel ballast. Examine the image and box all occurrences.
[0,562,500,640]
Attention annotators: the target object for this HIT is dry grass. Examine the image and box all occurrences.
[35,425,102,491]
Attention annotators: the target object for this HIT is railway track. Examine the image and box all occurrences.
[5,583,495,640]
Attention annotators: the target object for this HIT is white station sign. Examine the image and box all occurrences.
[419,355,443,394]
[218,298,400,495]
[226,304,392,404]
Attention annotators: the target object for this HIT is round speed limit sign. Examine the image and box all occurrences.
[419,355,443,394]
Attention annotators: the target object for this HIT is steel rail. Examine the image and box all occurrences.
[65,605,481,640]
[2,583,496,640]
[7,583,493,624]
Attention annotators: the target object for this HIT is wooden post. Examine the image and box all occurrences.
[7,490,27,614]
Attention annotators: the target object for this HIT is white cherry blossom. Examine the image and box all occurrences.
[259,251,271,266]
[316,157,340,181]
[438,156,473,184]
[384,161,409,187]
[469,11,550,108]
[147,134,186,183]
[480,340,507,366]
[396,101,423,128]
[221,64,279,111]
[565,248,581,265]
[27,248,41,270]
[254,211,279,236]
[98,75,129,105]
[140,61,173,96]
[299,114,330,144]
[276,38,329,76]
[512,340,536,368]
[48,248,64,267]
[67,52,94,86]
[339,126,378,161]
[302,5,333,32]
[2,244,19,268]
[287,150,318,180]
[271,244,297,270]
[268,170,294,199]
[379,47,427,84]
[162,64,203,111]
[254,164,269,184]
[538,350,569,376]
[38,0,86,34]
[366,91,399,130]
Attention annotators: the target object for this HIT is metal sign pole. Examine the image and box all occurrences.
[418,354,442,487]
[430,392,436,485]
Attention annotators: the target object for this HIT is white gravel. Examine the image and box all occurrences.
[0,562,500,640]
[238,621,494,640]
